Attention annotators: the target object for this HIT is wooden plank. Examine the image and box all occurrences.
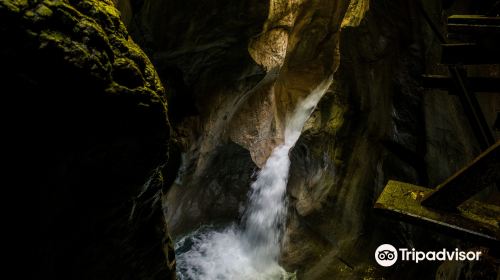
[374,180,500,244]
[421,142,500,210]
[449,68,497,150]
[448,15,500,25]
[422,75,500,92]
[447,15,500,37]
[441,43,500,65]
[447,23,500,34]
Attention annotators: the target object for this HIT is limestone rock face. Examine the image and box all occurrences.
[116,0,498,279]
[122,0,356,239]
[0,0,175,279]
[282,1,498,279]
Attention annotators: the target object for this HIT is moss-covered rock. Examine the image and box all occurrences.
[0,0,175,279]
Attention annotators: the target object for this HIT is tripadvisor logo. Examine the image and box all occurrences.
[374,244,482,267]
[375,244,398,267]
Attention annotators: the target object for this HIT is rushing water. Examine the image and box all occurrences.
[175,79,332,280]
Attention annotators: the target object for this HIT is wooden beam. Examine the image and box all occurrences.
[374,180,500,245]
[422,75,500,92]
[441,43,500,65]
[420,5,496,149]
[447,23,500,34]
[448,15,500,25]
[449,67,496,150]
[421,142,500,210]
[447,15,500,37]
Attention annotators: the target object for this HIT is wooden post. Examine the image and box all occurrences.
[421,142,500,210]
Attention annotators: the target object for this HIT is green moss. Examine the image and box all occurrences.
[1,0,166,105]
[0,0,28,12]
[35,4,52,17]
[325,104,347,132]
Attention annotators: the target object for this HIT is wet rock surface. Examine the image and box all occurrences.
[121,0,354,242]
[117,0,499,279]
[284,1,498,279]
[165,141,257,237]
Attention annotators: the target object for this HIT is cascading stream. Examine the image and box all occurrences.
[175,78,332,280]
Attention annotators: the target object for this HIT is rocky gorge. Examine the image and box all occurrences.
[6,0,497,279]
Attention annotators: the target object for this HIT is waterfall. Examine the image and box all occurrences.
[175,79,332,280]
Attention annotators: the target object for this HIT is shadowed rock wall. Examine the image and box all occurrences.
[122,0,357,239]
[0,0,175,278]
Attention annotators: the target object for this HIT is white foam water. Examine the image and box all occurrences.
[175,79,332,280]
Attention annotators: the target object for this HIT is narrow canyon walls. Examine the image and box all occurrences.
[117,0,498,279]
